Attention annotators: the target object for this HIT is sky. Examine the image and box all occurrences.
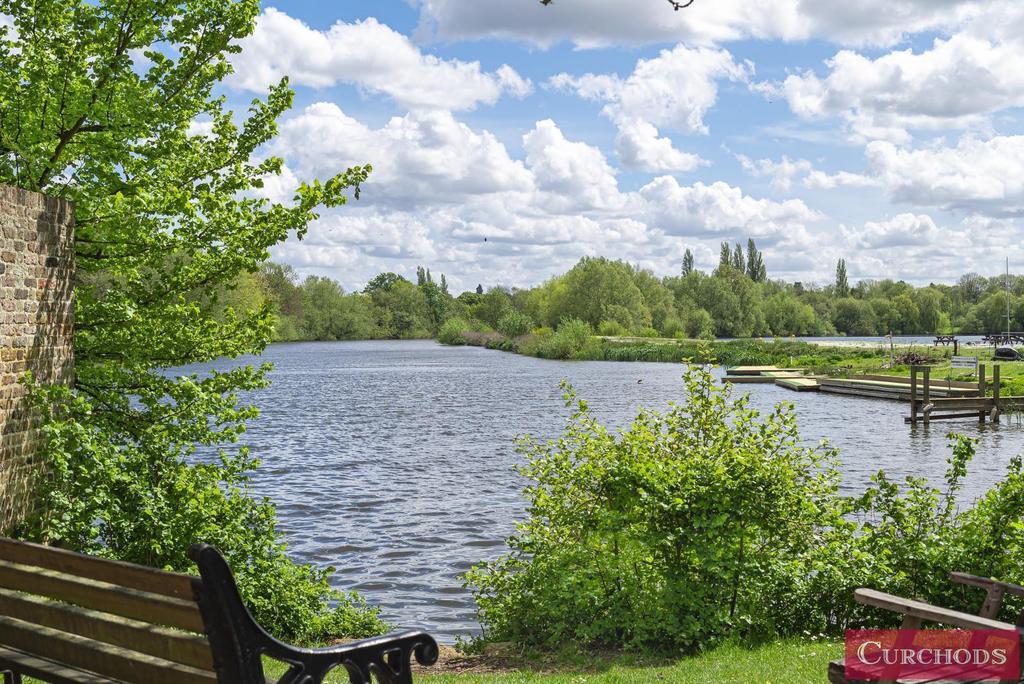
[215,0,1024,293]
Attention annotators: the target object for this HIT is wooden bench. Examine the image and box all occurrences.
[0,538,438,683]
[829,572,1024,684]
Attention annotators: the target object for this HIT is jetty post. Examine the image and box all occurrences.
[910,366,919,424]
[978,364,987,423]
[922,366,931,425]
[993,364,1001,423]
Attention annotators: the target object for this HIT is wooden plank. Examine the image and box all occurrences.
[0,645,116,684]
[924,398,994,410]
[722,375,777,383]
[0,539,196,601]
[775,377,820,391]
[0,588,213,671]
[949,572,1024,598]
[853,374,979,390]
[0,559,204,632]
[854,589,1018,631]
[0,615,215,684]
[904,412,985,423]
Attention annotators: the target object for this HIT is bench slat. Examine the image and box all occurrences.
[855,589,1019,631]
[0,615,216,684]
[0,645,122,684]
[0,587,214,671]
[0,559,205,632]
[0,539,196,600]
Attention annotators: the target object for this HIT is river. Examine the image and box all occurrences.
[184,340,1024,642]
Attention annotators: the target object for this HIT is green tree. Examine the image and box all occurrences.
[682,248,695,276]
[718,241,732,272]
[3,0,381,641]
[547,258,649,331]
[732,243,745,271]
[746,238,766,282]
[835,259,850,298]
[832,298,877,336]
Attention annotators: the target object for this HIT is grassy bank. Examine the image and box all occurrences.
[450,327,895,368]
[263,638,840,683]
[446,327,1024,394]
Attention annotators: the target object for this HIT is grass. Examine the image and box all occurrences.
[262,639,841,683]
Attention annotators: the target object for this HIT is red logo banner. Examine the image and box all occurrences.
[846,629,1020,681]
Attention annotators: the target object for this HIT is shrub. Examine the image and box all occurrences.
[684,308,715,340]
[466,368,840,651]
[661,316,685,339]
[598,320,628,337]
[466,368,1024,654]
[497,310,533,338]
[438,317,471,345]
[634,327,660,338]
[535,318,594,359]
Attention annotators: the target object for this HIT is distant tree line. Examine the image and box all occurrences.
[240,241,1024,342]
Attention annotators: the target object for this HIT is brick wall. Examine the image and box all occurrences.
[0,184,74,532]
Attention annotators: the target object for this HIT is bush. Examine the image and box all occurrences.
[597,320,628,337]
[684,308,715,340]
[497,310,533,338]
[465,368,1024,653]
[634,327,661,338]
[438,317,471,345]
[534,318,594,359]
[466,368,840,651]
[660,316,685,339]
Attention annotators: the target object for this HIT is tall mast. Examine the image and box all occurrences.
[1008,257,1012,335]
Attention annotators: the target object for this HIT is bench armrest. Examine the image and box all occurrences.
[189,544,438,684]
[949,572,1024,598]
[855,588,1020,632]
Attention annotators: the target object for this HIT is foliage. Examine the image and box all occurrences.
[497,309,534,338]
[439,318,472,345]
[2,0,384,642]
[466,370,1024,653]
[466,368,839,650]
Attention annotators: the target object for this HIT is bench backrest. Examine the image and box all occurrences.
[0,537,217,683]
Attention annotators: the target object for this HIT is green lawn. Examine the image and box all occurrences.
[263,639,841,684]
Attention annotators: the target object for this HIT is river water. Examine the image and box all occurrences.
[185,340,1024,641]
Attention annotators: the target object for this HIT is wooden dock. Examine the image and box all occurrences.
[906,363,1024,425]
[724,364,1023,427]
[775,377,821,392]
[819,377,977,401]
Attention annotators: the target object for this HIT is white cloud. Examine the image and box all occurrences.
[551,45,748,135]
[271,103,534,209]
[772,33,1024,141]
[736,154,813,191]
[229,9,532,110]
[638,176,820,240]
[522,119,623,211]
[844,213,948,249]
[549,45,744,170]
[416,0,992,49]
[865,136,1024,215]
[803,169,880,190]
[263,105,833,290]
[615,120,706,173]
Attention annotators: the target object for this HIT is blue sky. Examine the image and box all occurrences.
[215,0,1024,292]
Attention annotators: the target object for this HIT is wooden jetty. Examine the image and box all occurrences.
[907,363,1024,425]
[775,377,821,392]
[723,366,802,384]
[819,375,978,401]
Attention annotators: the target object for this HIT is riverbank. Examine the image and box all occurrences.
[445,328,940,368]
